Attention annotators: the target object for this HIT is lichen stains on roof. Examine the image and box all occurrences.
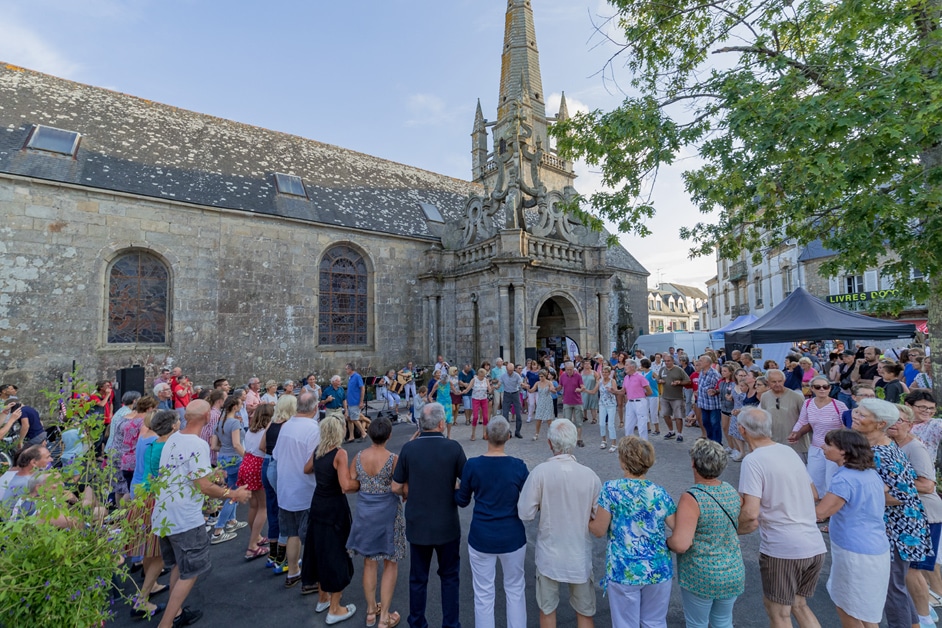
[0,62,479,239]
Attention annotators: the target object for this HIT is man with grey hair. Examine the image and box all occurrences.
[321,375,345,421]
[392,402,467,628]
[272,391,321,588]
[500,362,525,438]
[518,419,601,628]
[760,369,808,457]
[154,383,173,411]
[736,407,826,628]
[558,361,586,446]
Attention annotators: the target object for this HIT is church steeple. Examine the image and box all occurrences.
[497,0,547,142]
[556,91,570,122]
[471,99,488,181]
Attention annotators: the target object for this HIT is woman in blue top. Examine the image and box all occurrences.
[455,417,529,628]
[852,398,931,628]
[429,368,455,439]
[815,428,890,627]
[590,436,676,628]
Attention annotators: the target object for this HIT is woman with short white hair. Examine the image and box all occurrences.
[455,417,529,628]
[852,398,931,628]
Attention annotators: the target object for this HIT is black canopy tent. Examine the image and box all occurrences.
[724,287,916,346]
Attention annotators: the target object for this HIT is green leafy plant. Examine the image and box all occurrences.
[0,372,152,627]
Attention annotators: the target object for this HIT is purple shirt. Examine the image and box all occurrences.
[558,371,584,406]
[622,372,650,400]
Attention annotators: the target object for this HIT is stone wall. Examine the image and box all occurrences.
[0,175,432,405]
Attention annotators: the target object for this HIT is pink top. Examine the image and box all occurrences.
[558,371,584,406]
[792,398,848,448]
[622,372,650,400]
[801,368,818,384]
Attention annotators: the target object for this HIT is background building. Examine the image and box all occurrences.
[647,283,707,334]
[706,239,927,334]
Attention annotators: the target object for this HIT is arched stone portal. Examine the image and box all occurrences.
[532,293,585,364]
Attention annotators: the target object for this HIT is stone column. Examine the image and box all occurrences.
[513,284,526,364]
[428,296,439,363]
[498,284,510,361]
[598,291,611,354]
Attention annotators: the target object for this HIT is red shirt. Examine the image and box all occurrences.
[170,378,191,409]
[88,390,114,424]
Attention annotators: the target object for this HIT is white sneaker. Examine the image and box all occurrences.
[609,445,617,453]
[730,451,742,462]
[600,441,607,449]
[930,590,942,607]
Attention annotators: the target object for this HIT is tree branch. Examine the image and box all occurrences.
[712,45,832,90]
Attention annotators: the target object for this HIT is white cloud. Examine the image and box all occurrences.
[404,93,460,128]
[0,18,80,77]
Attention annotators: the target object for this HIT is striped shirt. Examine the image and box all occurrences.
[792,398,848,448]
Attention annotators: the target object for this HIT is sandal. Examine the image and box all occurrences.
[149,583,169,597]
[379,611,401,628]
[244,546,270,561]
[366,603,381,627]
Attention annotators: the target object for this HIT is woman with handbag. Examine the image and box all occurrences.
[788,376,848,497]
[668,438,744,628]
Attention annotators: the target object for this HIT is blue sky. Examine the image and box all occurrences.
[0,0,714,289]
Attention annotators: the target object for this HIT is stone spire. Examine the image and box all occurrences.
[556,91,569,122]
[471,99,488,181]
[497,0,547,144]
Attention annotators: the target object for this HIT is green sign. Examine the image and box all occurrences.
[826,289,899,304]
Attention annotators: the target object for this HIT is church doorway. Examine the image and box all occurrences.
[534,294,582,366]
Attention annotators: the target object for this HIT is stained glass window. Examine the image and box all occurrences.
[318,245,368,346]
[108,252,169,344]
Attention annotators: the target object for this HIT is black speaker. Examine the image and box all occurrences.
[115,365,146,407]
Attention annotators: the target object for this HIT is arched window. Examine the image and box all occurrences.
[319,245,369,346]
[108,251,169,344]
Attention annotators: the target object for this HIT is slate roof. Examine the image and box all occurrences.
[797,239,838,262]
[0,63,480,240]
[0,63,646,273]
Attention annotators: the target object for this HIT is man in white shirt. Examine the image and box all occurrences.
[518,419,602,628]
[737,407,826,628]
[152,400,250,628]
[272,391,321,588]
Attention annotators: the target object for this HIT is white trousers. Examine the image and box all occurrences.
[527,392,537,422]
[647,397,659,426]
[807,444,837,496]
[468,544,527,628]
[383,390,401,408]
[599,404,618,441]
[624,400,649,440]
[403,381,416,403]
[608,580,671,628]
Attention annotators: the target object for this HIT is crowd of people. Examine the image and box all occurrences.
[0,340,940,627]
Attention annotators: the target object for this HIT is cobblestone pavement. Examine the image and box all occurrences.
[109,407,844,627]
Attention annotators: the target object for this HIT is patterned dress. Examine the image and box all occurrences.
[346,452,406,562]
[535,382,555,421]
[596,478,676,591]
[677,482,744,600]
[872,443,932,562]
[436,378,454,424]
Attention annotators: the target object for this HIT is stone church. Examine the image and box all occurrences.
[0,0,648,394]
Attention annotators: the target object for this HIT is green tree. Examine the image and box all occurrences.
[553,0,942,386]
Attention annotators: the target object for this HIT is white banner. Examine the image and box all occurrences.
[565,336,580,361]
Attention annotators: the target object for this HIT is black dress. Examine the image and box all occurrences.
[300,448,354,592]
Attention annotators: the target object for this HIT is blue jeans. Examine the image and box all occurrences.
[261,457,285,543]
[409,537,461,628]
[214,455,241,531]
[700,408,723,444]
[680,589,736,628]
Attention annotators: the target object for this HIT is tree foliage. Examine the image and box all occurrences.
[553,0,942,304]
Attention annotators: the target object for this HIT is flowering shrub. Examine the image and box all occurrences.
[0,374,151,626]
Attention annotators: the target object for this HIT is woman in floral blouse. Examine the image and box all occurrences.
[589,436,676,628]
[852,398,931,628]
[668,438,744,628]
